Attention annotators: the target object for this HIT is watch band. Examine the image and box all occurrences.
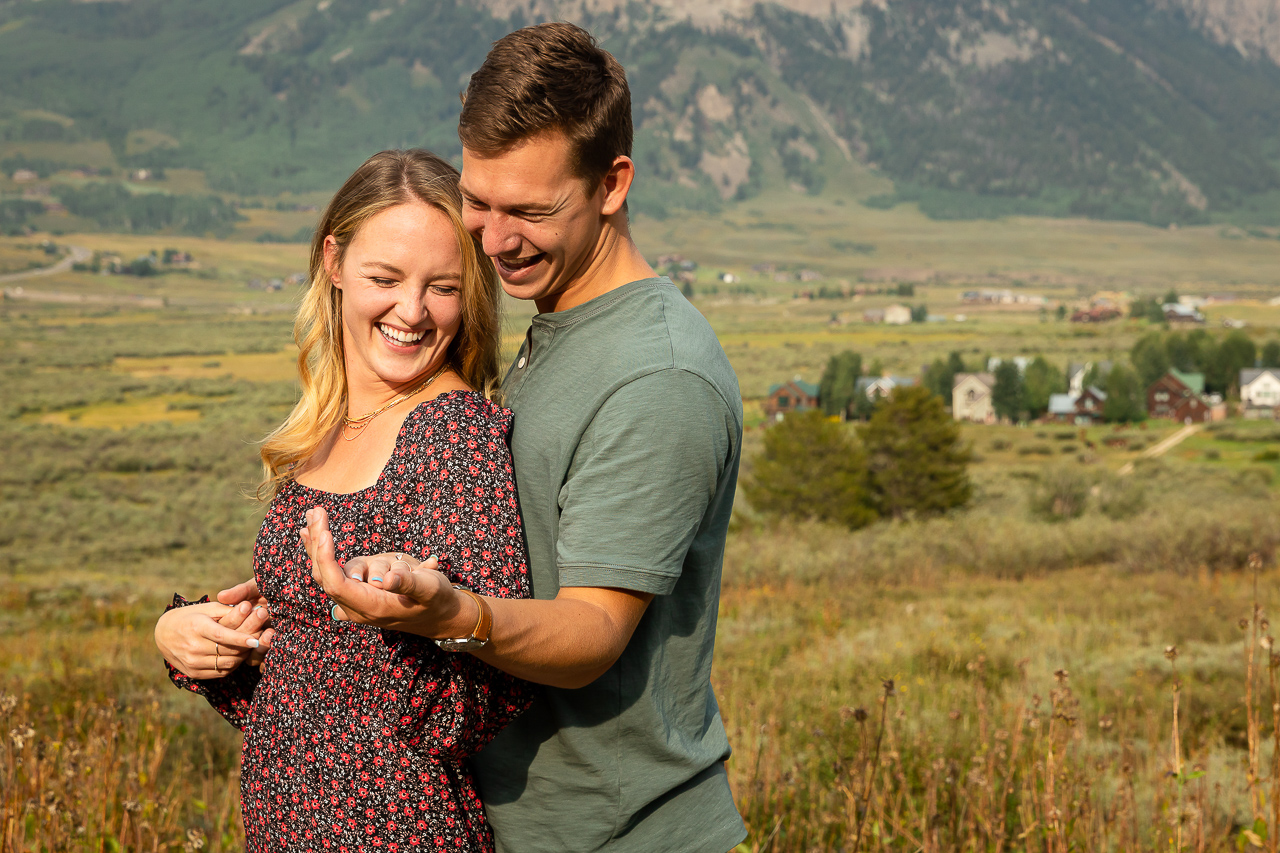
[434,584,492,652]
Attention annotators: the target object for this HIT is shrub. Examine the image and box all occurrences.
[1029,466,1091,521]
[742,411,876,529]
[1096,475,1146,519]
[1018,444,1053,456]
[989,438,1011,451]
[1253,449,1280,462]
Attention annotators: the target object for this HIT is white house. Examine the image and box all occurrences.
[952,373,996,424]
[884,304,912,325]
[1242,368,1280,417]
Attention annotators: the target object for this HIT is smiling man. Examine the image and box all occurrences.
[451,23,747,853]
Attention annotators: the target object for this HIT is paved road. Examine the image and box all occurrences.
[0,245,91,284]
[1117,422,1202,475]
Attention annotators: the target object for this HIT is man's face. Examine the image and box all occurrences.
[459,132,607,313]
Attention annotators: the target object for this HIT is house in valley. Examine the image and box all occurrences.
[764,377,820,421]
[952,373,996,424]
[1241,368,1280,418]
[1147,369,1224,423]
[1044,387,1107,425]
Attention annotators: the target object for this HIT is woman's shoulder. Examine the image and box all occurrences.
[401,388,513,441]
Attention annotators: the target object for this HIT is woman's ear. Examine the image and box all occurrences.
[322,235,342,288]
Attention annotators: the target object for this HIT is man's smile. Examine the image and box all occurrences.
[495,253,546,275]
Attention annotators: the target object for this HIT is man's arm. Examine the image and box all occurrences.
[303,506,652,689]
[307,368,735,689]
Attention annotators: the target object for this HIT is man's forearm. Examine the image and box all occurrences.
[447,589,652,690]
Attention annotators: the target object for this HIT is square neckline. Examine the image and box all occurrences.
[288,388,481,498]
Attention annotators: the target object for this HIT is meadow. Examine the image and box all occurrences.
[5,203,1280,850]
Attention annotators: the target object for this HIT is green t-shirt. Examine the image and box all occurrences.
[471,278,746,853]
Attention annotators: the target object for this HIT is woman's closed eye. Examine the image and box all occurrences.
[369,276,398,287]
[430,285,459,297]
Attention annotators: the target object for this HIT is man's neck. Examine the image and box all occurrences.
[535,218,656,314]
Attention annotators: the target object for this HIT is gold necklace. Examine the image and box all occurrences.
[341,364,449,441]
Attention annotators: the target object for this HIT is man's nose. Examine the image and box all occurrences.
[480,213,522,258]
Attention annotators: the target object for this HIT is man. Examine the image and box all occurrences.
[285,22,744,852]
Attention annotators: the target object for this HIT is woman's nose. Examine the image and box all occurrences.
[396,288,431,326]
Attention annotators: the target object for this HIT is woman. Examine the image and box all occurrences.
[154,149,531,853]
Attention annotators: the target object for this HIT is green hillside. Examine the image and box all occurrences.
[3,0,1280,230]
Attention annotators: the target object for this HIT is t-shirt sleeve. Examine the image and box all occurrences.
[555,369,736,594]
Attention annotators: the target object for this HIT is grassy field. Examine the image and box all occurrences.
[4,219,1280,850]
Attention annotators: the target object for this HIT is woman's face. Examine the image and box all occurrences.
[324,200,464,399]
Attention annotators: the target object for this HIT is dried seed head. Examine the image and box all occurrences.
[853,708,868,723]
[948,710,962,721]
[1241,619,1252,631]
[1250,553,1264,571]
[882,679,896,697]
[1164,646,1178,661]
[1264,619,1272,633]
[1032,694,1042,708]
[1098,716,1114,731]
[1054,669,1069,684]
[1262,636,1274,651]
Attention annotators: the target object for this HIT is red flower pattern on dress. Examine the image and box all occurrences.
[166,391,532,853]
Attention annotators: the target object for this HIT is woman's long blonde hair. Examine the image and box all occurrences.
[257,149,501,499]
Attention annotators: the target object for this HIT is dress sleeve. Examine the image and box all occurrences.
[386,399,534,761]
[164,594,261,731]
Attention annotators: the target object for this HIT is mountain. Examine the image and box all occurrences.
[3,0,1280,227]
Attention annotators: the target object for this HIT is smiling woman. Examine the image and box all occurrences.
[151,149,533,853]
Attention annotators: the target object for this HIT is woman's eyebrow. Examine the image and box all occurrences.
[361,261,406,276]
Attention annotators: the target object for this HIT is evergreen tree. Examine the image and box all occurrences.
[818,351,862,417]
[991,360,1025,421]
[861,386,972,519]
[1023,356,1066,417]
[1262,340,1280,369]
[1131,332,1172,387]
[742,411,876,529]
[1215,331,1257,396]
[1103,364,1145,423]
[922,350,967,401]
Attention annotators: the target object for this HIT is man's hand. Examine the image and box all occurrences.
[300,506,476,637]
[155,599,273,679]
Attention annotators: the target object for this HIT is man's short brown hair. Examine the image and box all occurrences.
[459,22,632,186]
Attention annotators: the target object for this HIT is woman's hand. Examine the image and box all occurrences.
[301,506,476,638]
[155,599,274,679]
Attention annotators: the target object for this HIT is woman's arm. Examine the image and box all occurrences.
[155,596,273,730]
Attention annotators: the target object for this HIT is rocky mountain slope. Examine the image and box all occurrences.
[3,0,1280,225]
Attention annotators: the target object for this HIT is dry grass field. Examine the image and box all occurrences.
[4,215,1280,850]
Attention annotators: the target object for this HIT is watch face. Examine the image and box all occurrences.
[436,637,488,652]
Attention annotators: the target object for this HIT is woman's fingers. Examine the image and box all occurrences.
[217,577,261,607]
[248,628,275,667]
[301,506,347,593]
[217,600,254,631]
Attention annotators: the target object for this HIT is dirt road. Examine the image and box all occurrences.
[0,245,91,284]
[1117,422,1202,475]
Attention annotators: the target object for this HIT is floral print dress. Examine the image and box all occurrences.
[168,391,533,853]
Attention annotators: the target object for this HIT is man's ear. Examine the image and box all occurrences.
[322,234,342,288]
[599,156,635,217]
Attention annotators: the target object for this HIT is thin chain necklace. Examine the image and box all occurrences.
[341,364,448,441]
